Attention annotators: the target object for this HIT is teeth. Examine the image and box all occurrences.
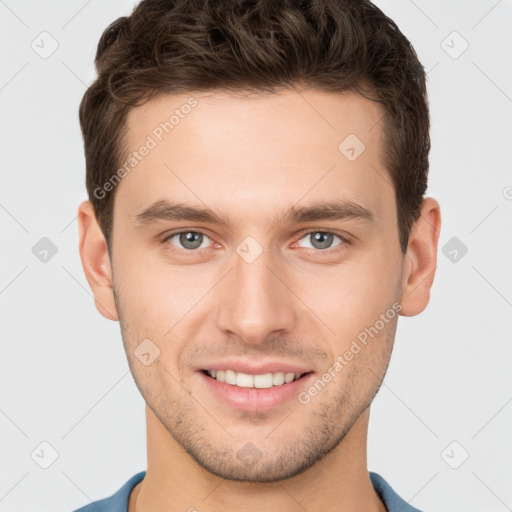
[253,373,272,388]
[225,369,237,385]
[206,369,305,388]
[272,372,285,385]
[237,372,254,388]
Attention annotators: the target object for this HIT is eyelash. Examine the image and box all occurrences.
[161,229,349,256]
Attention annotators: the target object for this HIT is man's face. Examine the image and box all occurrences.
[110,89,404,481]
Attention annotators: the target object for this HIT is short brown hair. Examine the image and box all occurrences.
[79,0,430,253]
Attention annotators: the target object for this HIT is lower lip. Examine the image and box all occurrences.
[198,371,315,412]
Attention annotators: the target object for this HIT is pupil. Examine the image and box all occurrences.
[312,232,332,249]
[181,232,202,249]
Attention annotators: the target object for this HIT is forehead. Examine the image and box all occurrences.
[115,88,392,226]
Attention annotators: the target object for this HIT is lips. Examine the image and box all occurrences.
[197,363,316,412]
[203,369,307,388]
[198,360,313,376]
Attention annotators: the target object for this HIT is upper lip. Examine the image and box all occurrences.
[199,360,314,375]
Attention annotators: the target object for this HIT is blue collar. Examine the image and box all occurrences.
[72,470,423,512]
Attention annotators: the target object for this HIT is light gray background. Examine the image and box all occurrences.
[1,1,511,511]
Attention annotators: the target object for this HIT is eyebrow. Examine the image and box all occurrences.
[133,198,375,227]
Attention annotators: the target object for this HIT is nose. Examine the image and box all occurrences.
[215,246,297,346]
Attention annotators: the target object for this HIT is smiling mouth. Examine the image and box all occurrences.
[201,369,313,389]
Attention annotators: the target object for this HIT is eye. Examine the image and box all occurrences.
[162,229,348,255]
[164,230,213,251]
[295,230,345,251]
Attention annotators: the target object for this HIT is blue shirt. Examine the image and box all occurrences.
[71,471,423,512]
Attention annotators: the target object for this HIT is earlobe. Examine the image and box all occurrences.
[399,197,441,317]
[77,200,119,321]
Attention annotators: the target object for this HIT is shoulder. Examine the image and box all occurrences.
[71,471,146,512]
[370,472,425,512]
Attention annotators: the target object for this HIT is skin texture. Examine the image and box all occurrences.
[78,88,441,512]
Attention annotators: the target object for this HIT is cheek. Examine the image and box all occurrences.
[304,259,400,324]
[292,262,401,364]
[113,246,178,320]
[114,228,402,342]
[112,250,202,366]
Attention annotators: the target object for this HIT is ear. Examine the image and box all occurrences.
[399,197,441,316]
[77,200,119,321]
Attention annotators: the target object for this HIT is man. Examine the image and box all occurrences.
[74,0,441,510]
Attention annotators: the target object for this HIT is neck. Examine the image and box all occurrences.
[129,405,386,512]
